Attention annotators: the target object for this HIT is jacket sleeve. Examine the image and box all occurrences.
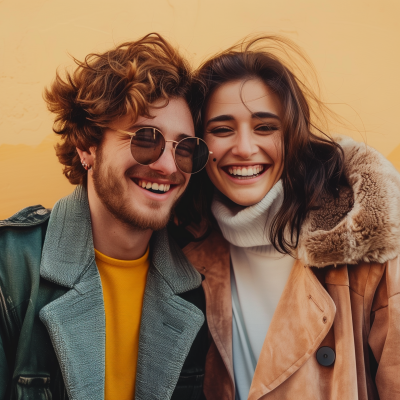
[369,256,400,399]
[0,332,10,399]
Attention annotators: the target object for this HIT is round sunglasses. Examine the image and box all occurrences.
[116,127,212,174]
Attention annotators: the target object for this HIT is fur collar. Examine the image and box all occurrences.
[298,137,400,267]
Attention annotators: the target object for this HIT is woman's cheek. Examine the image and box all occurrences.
[205,159,219,185]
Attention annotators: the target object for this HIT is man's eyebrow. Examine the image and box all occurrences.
[205,114,235,127]
[115,124,145,135]
[126,123,149,131]
[119,126,191,142]
[117,124,158,135]
[175,133,191,141]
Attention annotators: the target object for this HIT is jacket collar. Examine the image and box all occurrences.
[39,185,203,400]
[150,225,203,294]
[40,185,201,292]
[40,185,94,287]
[298,137,400,267]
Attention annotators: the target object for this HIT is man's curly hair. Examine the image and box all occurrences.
[44,33,192,186]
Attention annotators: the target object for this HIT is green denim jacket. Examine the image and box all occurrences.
[0,186,208,400]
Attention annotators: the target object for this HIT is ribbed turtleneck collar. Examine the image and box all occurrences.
[211,181,284,248]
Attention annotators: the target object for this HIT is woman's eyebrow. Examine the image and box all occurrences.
[206,112,280,128]
[252,111,280,120]
[205,114,235,127]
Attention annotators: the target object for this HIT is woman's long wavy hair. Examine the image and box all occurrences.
[176,35,348,255]
[44,33,192,186]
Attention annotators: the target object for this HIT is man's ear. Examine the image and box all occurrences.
[76,147,96,169]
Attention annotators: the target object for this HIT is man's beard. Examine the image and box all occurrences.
[92,147,184,231]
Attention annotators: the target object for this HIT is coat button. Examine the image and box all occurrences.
[316,346,335,366]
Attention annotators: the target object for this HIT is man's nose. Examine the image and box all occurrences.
[148,143,178,175]
[231,129,258,159]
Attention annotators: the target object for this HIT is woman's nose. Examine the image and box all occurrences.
[231,130,258,159]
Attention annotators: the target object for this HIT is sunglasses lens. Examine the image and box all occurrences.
[175,138,210,174]
[130,128,164,165]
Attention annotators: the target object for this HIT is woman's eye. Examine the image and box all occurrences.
[255,125,279,134]
[208,126,234,135]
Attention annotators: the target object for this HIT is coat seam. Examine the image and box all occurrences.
[326,283,350,287]
[362,264,373,343]
[349,286,364,297]
[308,295,324,312]
[371,304,388,313]
[306,267,331,310]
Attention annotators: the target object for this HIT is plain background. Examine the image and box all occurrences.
[1,0,399,218]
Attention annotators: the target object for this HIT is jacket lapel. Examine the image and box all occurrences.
[182,229,235,389]
[135,229,204,400]
[248,260,336,399]
[39,186,106,400]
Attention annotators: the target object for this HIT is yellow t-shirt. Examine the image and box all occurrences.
[95,247,150,400]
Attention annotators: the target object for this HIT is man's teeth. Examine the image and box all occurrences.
[228,165,264,177]
[138,180,170,192]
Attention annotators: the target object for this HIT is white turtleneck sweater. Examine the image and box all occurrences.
[212,181,295,400]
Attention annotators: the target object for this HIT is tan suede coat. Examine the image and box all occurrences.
[182,137,400,400]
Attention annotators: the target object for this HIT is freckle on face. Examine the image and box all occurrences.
[204,79,283,206]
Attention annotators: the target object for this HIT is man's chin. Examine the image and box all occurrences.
[107,202,171,231]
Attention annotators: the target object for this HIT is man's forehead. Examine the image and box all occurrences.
[113,97,194,137]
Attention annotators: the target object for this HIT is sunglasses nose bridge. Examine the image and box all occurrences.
[164,139,179,147]
[155,139,179,170]
[163,139,179,161]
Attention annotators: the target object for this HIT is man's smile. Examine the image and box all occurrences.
[130,177,175,194]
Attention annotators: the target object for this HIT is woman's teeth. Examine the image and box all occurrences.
[138,179,171,193]
[227,165,264,178]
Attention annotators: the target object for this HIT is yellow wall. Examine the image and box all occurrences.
[1,0,399,219]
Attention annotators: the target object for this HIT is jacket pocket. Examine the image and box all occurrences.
[171,374,205,400]
[14,375,52,400]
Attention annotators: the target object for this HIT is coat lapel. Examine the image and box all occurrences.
[248,260,336,399]
[39,186,106,400]
[182,229,235,391]
[135,229,204,400]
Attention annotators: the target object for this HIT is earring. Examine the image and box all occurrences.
[81,160,91,171]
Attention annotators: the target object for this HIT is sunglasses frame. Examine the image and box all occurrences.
[116,126,213,174]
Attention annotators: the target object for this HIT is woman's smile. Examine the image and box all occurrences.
[224,164,265,178]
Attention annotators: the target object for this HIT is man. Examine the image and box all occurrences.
[0,34,210,399]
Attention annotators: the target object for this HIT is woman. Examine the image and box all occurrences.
[172,36,400,400]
